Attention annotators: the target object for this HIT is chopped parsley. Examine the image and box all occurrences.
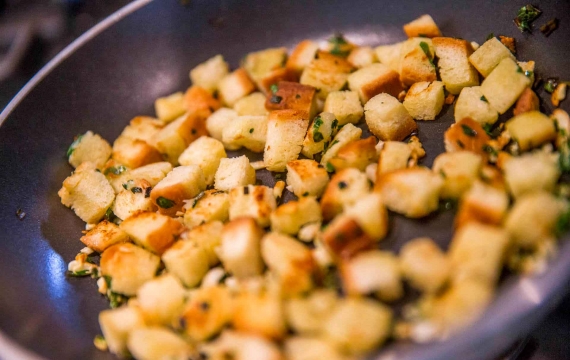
[419,41,435,67]
[540,18,559,37]
[328,34,351,57]
[331,119,339,129]
[480,95,488,102]
[130,187,142,194]
[66,134,84,158]
[325,162,335,173]
[302,192,309,197]
[555,207,570,237]
[313,131,324,142]
[269,95,283,104]
[439,170,447,178]
[105,165,127,176]
[516,65,524,73]
[457,139,465,148]
[144,187,152,198]
[156,197,175,209]
[483,144,498,157]
[514,4,542,33]
[295,94,301,99]
[68,269,91,277]
[486,33,495,41]
[104,208,120,224]
[525,70,534,78]
[249,128,254,134]
[270,84,279,94]
[558,141,570,173]
[461,124,477,137]
[338,181,347,189]
[108,291,127,309]
[544,78,559,93]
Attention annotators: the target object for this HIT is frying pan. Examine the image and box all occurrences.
[1,0,569,359]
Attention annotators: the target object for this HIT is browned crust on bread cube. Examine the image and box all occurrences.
[184,86,221,118]
[314,51,355,73]
[513,88,539,116]
[112,137,163,169]
[120,211,184,255]
[178,112,209,144]
[80,220,130,253]
[219,68,257,106]
[265,81,317,116]
[286,40,318,76]
[444,118,491,157]
[328,137,378,172]
[403,15,442,38]
[322,216,375,260]
[259,67,299,94]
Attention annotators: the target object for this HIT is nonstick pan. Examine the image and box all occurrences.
[1,0,570,359]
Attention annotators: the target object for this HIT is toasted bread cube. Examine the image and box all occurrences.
[128,327,192,360]
[218,68,256,106]
[469,37,515,77]
[184,221,224,266]
[178,136,226,185]
[190,54,229,93]
[270,196,322,235]
[324,298,392,355]
[137,274,186,326]
[206,108,238,141]
[285,337,347,360]
[480,57,531,114]
[301,112,338,159]
[261,232,316,296]
[323,90,363,126]
[322,215,375,260]
[183,86,221,118]
[399,38,437,87]
[375,167,443,218]
[229,185,276,228]
[374,42,404,73]
[432,151,482,198]
[503,151,560,198]
[152,112,208,165]
[443,117,490,155]
[300,51,354,100]
[344,193,388,241]
[364,93,417,141]
[400,238,450,293]
[222,115,268,152]
[264,81,318,119]
[200,331,282,360]
[348,63,404,103]
[403,81,445,120]
[112,136,163,170]
[119,211,183,254]
[150,165,206,216]
[219,217,264,279]
[320,123,362,168]
[214,155,256,191]
[505,111,556,151]
[58,162,115,223]
[234,92,269,116]
[286,40,319,77]
[100,243,160,295]
[432,37,479,95]
[347,46,377,68]
[513,87,540,116]
[80,220,129,253]
[162,240,209,287]
[99,306,145,356]
[109,162,172,194]
[264,110,309,171]
[454,86,499,125]
[243,47,287,88]
[181,286,233,341]
[286,159,329,197]
[377,141,412,175]
[403,14,441,38]
[232,292,286,339]
[112,186,156,221]
[184,190,229,229]
[455,180,509,228]
[120,116,165,143]
[257,67,299,95]
[321,168,370,221]
[155,92,186,122]
[67,131,112,169]
[285,290,338,335]
[328,137,377,172]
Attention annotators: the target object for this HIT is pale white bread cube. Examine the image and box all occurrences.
[184,190,229,229]
[377,141,412,175]
[232,292,286,339]
[264,109,309,171]
[364,93,417,141]
[234,92,269,116]
[162,239,209,288]
[100,243,160,296]
[181,286,233,341]
[328,137,378,172]
[432,151,483,198]
[67,131,112,169]
[152,112,208,165]
[284,336,348,360]
[300,51,354,100]
[120,116,165,144]
[136,274,186,326]
[206,107,238,141]
[242,47,288,89]
[218,68,256,107]
[480,57,531,114]
[99,306,145,356]
[400,237,450,293]
[261,232,316,296]
[375,167,443,218]
[264,81,318,120]
[154,92,186,122]
[229,185,276,228]
[348,63,404,103]
[432,37,479,94]
[347,46,377,68]
[321,215,374,260]
[321,168,371,221]
[469,37,515,77]
[222,115,268,152]
[80,220,129,253]
[110,161,172,194]
[340,250,402,302]
[178,136,227,185]
[403,81,445,120]
[448,222,509,286]
[286,40,319,77]
[344,193,389,241]
[199,330,283,360]
[286,159,329,198]
[214,155,256,191]
[301,112,338,159]
[320,123,362,169]
[454,86,499,125]
[120,211,184,255]
[183,221,224,266]
[403,14,442,38]
[399,38,437,87]
[505,191,566,249]
[374,41,404,74]
[218,217,265,279]
[112,135,163,170]
[127,326,192,360]
[112,187,156,221]
[285,289,338,335]
[323,90,363,125]
[324,298,392,355]
[270,196,322,235]
[58,162,115,223]
[455,180,509,229]
[190,54,229,93]
[505,111,556,151]
[503,151,560,198]
[150,164,206,216]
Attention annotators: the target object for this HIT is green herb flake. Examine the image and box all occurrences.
[249,128,254,134]
[270,84,279,94]
[105,165,127,176]
[325,162,335,173]
[108,291,127,309]
[554,207,570,237]
[104,208,116,222]
[302,192,309,197]
[419,41,435,67]
[156,196,175,209]
[331,119,339,129]
[559,141,570,173]
[66,134,84,158]
[525,70,534,78]
[68,269,90,277]
[544,78,558,93]
[480,95,488,102]
[328,34,350,58]
[514,4,542,33]
[483,144,498,157]
[122,183,128,190]
[313,116,323,129]
[313,131,324,142]
[338,181,348,189]
[269,95,283,104]
[130,187,142,194]
[439,170,447,178]
[486,33,495,41]
[461,124,477,137]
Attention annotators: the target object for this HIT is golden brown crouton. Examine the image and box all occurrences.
[400,238,450,293]
[505,111,556,151]
[242,47,288,92]
[323,90,364,126]
[301,112,339,159]
[264,81,318,119]
[150,165,206,216]
[99,307,146,356]
[403,14,442,38]
[180,286,233,341]
[347,46,377,68]
[432,37,479,94]
[321,168,371,221]
[364,93,417,141]
[328,137,378,172]
[374,42,404,74]
[286,40,319,77]
[183,86,221,118]
[286,159,329,198]
[229,185,276,228]
[152,112,208,165]
[80,220,130,253]
[219,217,265,279]
[270,196,322,235]
[468,37,515,78]
[162,239,210,287]
[399,38,437,87]
[455,180,509,229]
[120,116,165,144]
[234,92,269,116]
[320,123,363,168]
[184,190,229,229]
[232,292,286,339]
[264,109,310,171]
[68,131,112,169]
[214,155,257,191]
[377,141,412,175]
[443,118,491,156]
[189,54,229,93]
[344,193,389,241]
[348,63,404,103]
[322,216,375,260]
[154,92,186,122]
[218,68,257,107]
[403,81,445,120]
[120,211,184,255]
[300,51,354,100]
[136,274,186,326]
[454,86,499,125]
[112,136,163,170]
[432,151,483,198]
[480,57,531,114]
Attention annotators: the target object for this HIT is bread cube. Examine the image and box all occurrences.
[344,193,389,241]
[184,221,224,266]
[432,151,482,198]
[190,54,229,93]
[265,81,318,119]
[154,92,186,122]
[400,238,450,293]
[128,327,192,360]
[403,81,445,120]
[181,286,233,341]
[454,86,499,125]
[347,46,377,68]
[137,274,186,326]
[222,115,268,152]
[328,137,377,172]
[443,117,490,155]
[324,298,392,355]
[58,162,115,223]
[403,14,442,38]
[432,37,479,94]
[183,86,221,118]
[120,211,183,254]
[323,90,363,126]
[112,136,163,170]
[513,87,540,116]
[112,185,156,221]
[503,151,560,198]
[469,37,515,77]
[374,41,404,73]
[232,292,286,339]
[286,159,329,197]
[375,167,443,218]
[200,330,282,360]
[257,66,299,95]
[505,111,556,151]
[399,38,437,87]
[285,337,347,360]
[150,165,206,216]
[480,57,531,114]
[270,196,322,235]
[322,215,374,260]
[348,63,404,103]
[455,180,509,228]
[152,112,208,165]
[321,168,371,220]
[300,51,354,100]
[162,240,209,288]
[301,112,338,159]
[377,141,412,175]
[214,155,256,191]
[264,110,309,171]
[100,243,160,295]
[178,136,226,185]
[80,220,129,253]
[109,161,172,194]
[320,123,362,169]
[364,93,417,141]
[206,107,238,141]
[184,190,229,229]
[218,68,256,106]
[234,92,269,116]
[67,131,112,169]
[286,40,319,77]
[120,116,165,143]
[99,306,145,356]
[243,47,287,88]
[218,217,264,279]
[229,185,276,228]
[285,290,338,335]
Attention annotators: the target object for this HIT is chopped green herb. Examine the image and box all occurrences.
[514,4,542,33]
[329,34,347,45]
[338,181,347,189]
[249,128,254,134]
[295,94,301,99]
[156,197,175,209]
[122,183,128,190]
[322,265,340,289]
[328,34,350,57]
[540,18,559,37]
[525,70,534,78]
[66,134,84,158]
[192,192,207,208]
[461,124,477,137]
[325,162,335,173]
[419,41,435,66]
[331,119,339,129]
[130,187,142,194]
[313,116,323,129]
[104,208,116,222]
[270,84,279,94]
[554,207,570,237]
[104,275,112,288]
[480,95,488,102]
[516,65,524,73]
[302,192,309,197]
[418,33,428,38]
[108,291,127,309]
[486,33,495,41]
[439,170,447,178]
[243,186,249,195]
[144,187,152,198]
[330,47,350,57]
[274,173,285,181]
[457,140,465,148]
[105,165,127,176]
[313,131,324,142]
[483,144,498,157]
[269,95,283,104]
[558,141,570,173]
[68,269,90,277]
[544,78,558,93]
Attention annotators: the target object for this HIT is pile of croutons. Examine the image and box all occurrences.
[59,13,570,360]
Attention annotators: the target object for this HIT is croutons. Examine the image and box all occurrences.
[136,274,186,326]
[120,211,184,255]
[200,330,283,360]
[320,123,363,169]
[127,327,193,360]
[183,86,221,117]
[374,42,404,74]
[206,107,238,141]
[348,63,404,103]
[322,215,375,260]
[469,37,515,77]
[328,137,378,172]
[321,168,371,221]
[112,136,163,170]
[150,165,206,216]
[109,161,172,194]
[154,92,186,122]
[214,155,256,191]
[403,14,442,38]
[513,87,540,116]
[455,180,509,228]
[505,111,556,151]
[323,90,363,125]
[178,136,227,185]
[99,306,145,356]
[67,131,112,169]
[443,117,490,155]
[190,54,229,93]
[218,217,265,279]
[265,81,318,119]
[162,239,209,288]
[403,81,445,120]
[112,184,156,221]
[432,151,483,198]
[232,292,286,339]
[234,92,269,116]
[301,112,338,159]
[364,93,417,141]
[80,220,129,253]
[344,193,389,241]
[286,159,329,198]
[400,238,450,293]
[300,51,354,100]
[152,112,208,165]
[285,290,338,335]
[286,40,319,77]
[184,221,224,266]
[184,190,229,229]
[229,185,276,228]
[218,68,256,107]
[432,37,479,94]
[377,141,412,175]
[222,115,268,152]
[454,86,499,125]
[180,286,233,341]
[270,196,322,235]
[480,57,531,114]
[264,110,309,171]
[120,116,165,144]
[243,47,288,91]
[503,151,560,198]
[347,46,377,68]
[399,38,437,87]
